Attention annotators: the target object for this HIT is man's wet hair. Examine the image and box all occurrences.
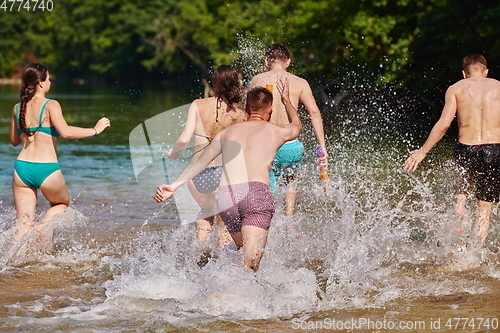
[265,42,290,63]
[245,87,273,114]
[463,54,487,73]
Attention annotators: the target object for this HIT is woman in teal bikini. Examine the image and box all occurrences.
[168,65,248,265]
[8,63,111,256]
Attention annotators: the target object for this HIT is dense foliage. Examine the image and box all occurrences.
[1,0,500,95]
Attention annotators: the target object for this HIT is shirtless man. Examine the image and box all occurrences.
[154,78,302,271]
[167,65,247,264]
[248,42,327,217]
[404,54,500,245]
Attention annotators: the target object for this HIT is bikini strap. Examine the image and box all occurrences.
[215,97,223,123]
[185,133,214,159]
[194,133,213,143]
[38,99,53,126]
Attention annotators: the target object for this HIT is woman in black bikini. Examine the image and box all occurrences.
[168,65,247,264]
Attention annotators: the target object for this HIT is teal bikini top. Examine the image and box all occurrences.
[15,99,60,137]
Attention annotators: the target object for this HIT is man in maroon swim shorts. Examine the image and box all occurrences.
[155,79,302,271]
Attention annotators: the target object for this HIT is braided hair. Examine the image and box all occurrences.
[211,65,243,111]
[19,63,48,136]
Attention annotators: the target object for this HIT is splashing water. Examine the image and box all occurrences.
[232,34,267,84]
[0,55,499,332]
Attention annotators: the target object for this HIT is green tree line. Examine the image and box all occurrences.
[1,0,500,95]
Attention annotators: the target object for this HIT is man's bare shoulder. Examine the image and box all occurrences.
[224,119,282,133]
[251,72,269,79]
[450,77,500,92]
[250,72,274,84]
[485,77,500,87]
[447,79,468,92]
[285,73,311,93]
[285,72,307,83]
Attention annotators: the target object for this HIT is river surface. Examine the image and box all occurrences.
[0,82,499,332]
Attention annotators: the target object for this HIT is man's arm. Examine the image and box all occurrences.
[154,134,222,202]
[300,82,327,154]
[277,78,302,141]
[404,86,457,172]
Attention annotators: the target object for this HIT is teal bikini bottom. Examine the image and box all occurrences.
[14,160,61,189]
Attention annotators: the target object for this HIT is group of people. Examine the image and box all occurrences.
[155,43,327,270]
[8,46,500,270]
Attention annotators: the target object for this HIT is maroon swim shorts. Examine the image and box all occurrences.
[216,181,275,234]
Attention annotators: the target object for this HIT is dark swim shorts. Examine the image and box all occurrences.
[192,166,223,194]
[216,181,275,234]
[453,142,500,202]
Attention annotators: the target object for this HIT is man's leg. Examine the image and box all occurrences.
[220,228,268,271]
[472,199,493,244]
[241,225,268,271]
[278,175,302,239]
[283,174,299,217]
[283,185,297,217]
[453,193,468,234]
[276,140,304,217]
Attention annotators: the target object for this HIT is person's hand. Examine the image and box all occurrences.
[154,184,174,202]
[317,156,328,170]
[316,146,329,168]
[404,149,427,172]
[94,117,111,134]
[315,146,329,168]
[276,77,291,104]
[167,149,179,160]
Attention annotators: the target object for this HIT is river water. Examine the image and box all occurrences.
[0,82,499,332]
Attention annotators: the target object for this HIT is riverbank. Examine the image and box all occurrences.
[0,78,21,85]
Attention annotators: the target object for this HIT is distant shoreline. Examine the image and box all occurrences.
[0,78,21,85]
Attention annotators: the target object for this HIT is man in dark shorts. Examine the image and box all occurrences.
[155,78,302,271]
[404,54,500,245]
